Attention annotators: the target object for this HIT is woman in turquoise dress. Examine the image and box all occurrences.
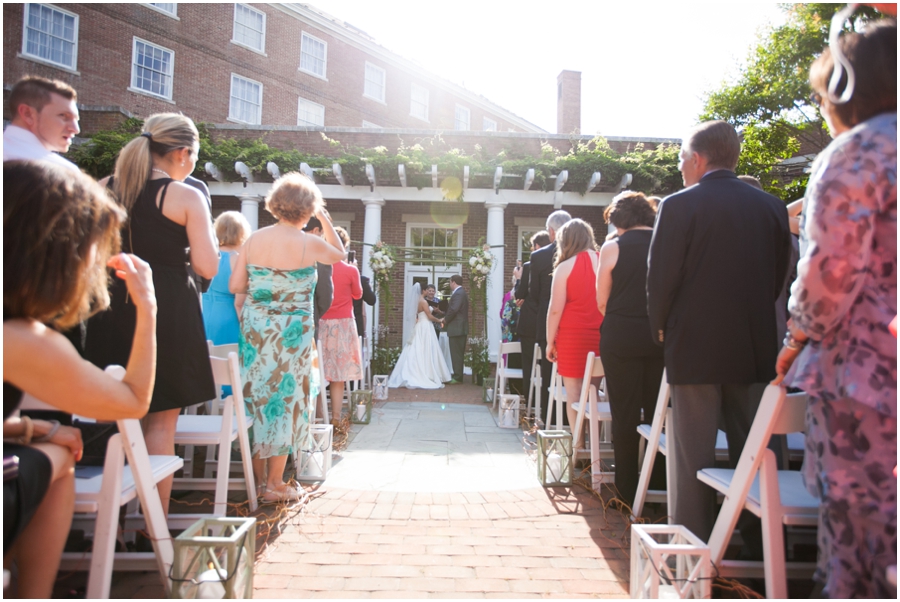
[202,211,251,346]
[230,173,345,503]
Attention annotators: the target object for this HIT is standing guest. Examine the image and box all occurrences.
[516,231,551,415]
[4,161,156,598]
[500,273,520,344]
[529,211,572,425]
[319,226,364,425]
[647,120,791,544]
[203,211,251,345]
[3,76,79,171]
[774,21,896,599]
[441,275,469,384]
[230,174,344,502]
[84,114,220,517]
[303,216,333,340]
[595,191,665,505]
[350,251,376,338]
[546,219,603,433]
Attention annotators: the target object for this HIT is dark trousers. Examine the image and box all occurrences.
[537,340,566,427]
[449,335,466,382]
[669,383,766,548]
[601,350,666,506]
[520,336,535,410]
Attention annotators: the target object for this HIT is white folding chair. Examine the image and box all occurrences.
[545,362,566,431]
[526,343,542,420]
[492,341,523,411]
[21,366,181,599]
[569,352,614,492]
[699,386,818,599]
[172,345,257,525]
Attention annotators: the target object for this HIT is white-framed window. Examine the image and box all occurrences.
[361,120,382,129]
[229,74,262,124]
[130,37,174,100]
[232,3,265,53]
[21,3,79,71]
[407,223,463,269]
[454,105,470,131]
[299,31,326,79]
[517,226,539,263]
[146,3,177,17]
[364,62,386,103]
[297,97,324,127]
[483,117,497,132]
[410,83,429,122]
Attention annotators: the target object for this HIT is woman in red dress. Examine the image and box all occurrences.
[546,218,603,432]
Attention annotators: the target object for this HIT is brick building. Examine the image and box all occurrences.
[3,2,679,357]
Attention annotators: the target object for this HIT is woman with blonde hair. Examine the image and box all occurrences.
[230,173,344,502]
[203,211,251,346]
[85,113,219,516]
[546,218,603,431]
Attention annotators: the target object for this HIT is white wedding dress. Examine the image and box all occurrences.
[388,311,452,389]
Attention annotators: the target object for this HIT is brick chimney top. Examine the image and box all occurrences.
[556,70,581,135]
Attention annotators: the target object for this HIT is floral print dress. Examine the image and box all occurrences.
[240,264,320,459]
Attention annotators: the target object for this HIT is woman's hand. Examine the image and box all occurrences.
[109,254,156,314]
[34,421,84,462]
[546,342,558,363]
[771,345,801,385]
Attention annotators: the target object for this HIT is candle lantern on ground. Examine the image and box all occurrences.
[498,394,520,429]
[295,423,333,482]
[170,517,256,599]
[350,389,373,424]
[483,380,493,404]
[630,524,711,599]
[536,429,573,486]
[372,375,389,400]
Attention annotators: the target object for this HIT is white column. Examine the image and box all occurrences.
[361,195,385,350]
[485,199,507,362]
[239,194,261,231]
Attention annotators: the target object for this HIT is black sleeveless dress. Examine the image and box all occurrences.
[85,178,215,412]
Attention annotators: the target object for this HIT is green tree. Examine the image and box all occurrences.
[701,3,881,200]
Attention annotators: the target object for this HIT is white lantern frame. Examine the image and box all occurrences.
[536,429,573,487]
[497,394,520,429]
[170,516,256,599]
[295,424,333,482]
[630,524,712,599]
[350,389,373,424]
[373,375,389,400]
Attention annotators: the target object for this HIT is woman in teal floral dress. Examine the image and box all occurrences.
[230,173,344,503]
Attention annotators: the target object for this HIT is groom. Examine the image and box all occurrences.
[441,275,468,384]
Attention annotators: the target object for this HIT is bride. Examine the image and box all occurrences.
[388,283,452,389]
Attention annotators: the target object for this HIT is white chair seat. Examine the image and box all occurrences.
[74,456,183,513]
[697,467,819,524]
[174,414,254,445]
[501,368,523,379]
[569,400,611,420]
[637,424,730,461]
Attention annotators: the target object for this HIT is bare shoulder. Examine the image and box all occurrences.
[169,180,207,206]
[4,318,74,365]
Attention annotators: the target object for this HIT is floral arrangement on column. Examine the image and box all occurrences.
[467,238,493,332]
[369,240,396,310]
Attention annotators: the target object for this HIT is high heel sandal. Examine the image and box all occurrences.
[261,483,303,504]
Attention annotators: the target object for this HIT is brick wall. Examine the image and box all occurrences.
[556,70,581,135]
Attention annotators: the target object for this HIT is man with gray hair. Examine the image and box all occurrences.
[647,121,791,545]
[527,209,571,425]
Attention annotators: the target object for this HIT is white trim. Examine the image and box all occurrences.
[516,225,540,262]
[127,86,176,104]
[16,52,80,75]
[401,212,468,225]
[363,61,386,104]
[228,73,263,125]
[130,36,174,101]
[454,104,470,131]
[409,82,429,123]
[143,3,179,19]
[299,31,327,80]
[297,96,325,127]
[483,117,498,132]
[21,3,79,72]
[231,3,266,54]
[361,120,382,129]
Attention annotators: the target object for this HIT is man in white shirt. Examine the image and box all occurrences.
[3,75,80,171]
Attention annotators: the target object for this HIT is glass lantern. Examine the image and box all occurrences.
[482,379,494,404]
[630,524,711,599]
[497,394,520,429]
[372,375,389,400]
[536,429,573,487]
[295,423,333,482]
[170,517,256,599]
[350,389,373,424]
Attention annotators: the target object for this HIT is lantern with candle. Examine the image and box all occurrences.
[536,429,573,487]
[497,394,520,429]
[295,423,333,482]
[350,389,373,424]
[170,517,256,599]
[372,375,389,400]
[630,524,711,599]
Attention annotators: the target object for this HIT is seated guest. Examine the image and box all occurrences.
[546,218,603,434]
[595,191,665,505]
[203,211,251,345]
[3,161,157,598]
[317,226,363,425]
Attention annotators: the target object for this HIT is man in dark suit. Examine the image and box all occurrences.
[303,216,333,339]
[441,275,468,384]
[516,231,552,416]
[528,211,571,425]
[647,120,791,543]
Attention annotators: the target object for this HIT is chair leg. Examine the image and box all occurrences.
[589,394,601,492]
[759,450,788,599]
[86,434,125,599]
[213,400,234,516]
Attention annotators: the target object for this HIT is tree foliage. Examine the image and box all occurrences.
[701,3,881,200]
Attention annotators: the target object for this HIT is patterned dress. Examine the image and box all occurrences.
[239,264,320,459]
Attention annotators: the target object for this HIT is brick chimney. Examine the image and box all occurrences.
[556,70,581,135]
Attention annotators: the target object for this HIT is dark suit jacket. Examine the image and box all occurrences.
[443,286,469,337]
[529,241,557,344]
[353,275,376,336]
[647,170,791,384]
[515,261,538,339]
[314,262,333,338]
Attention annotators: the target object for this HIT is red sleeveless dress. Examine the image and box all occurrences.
[556,250,603,377]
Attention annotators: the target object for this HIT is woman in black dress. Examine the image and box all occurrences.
[85,113,219,515]
[4,161,157,597]
[595,191,666,506]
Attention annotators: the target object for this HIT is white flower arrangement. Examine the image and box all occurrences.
[467,242,493,290]
[369,240,397,308]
